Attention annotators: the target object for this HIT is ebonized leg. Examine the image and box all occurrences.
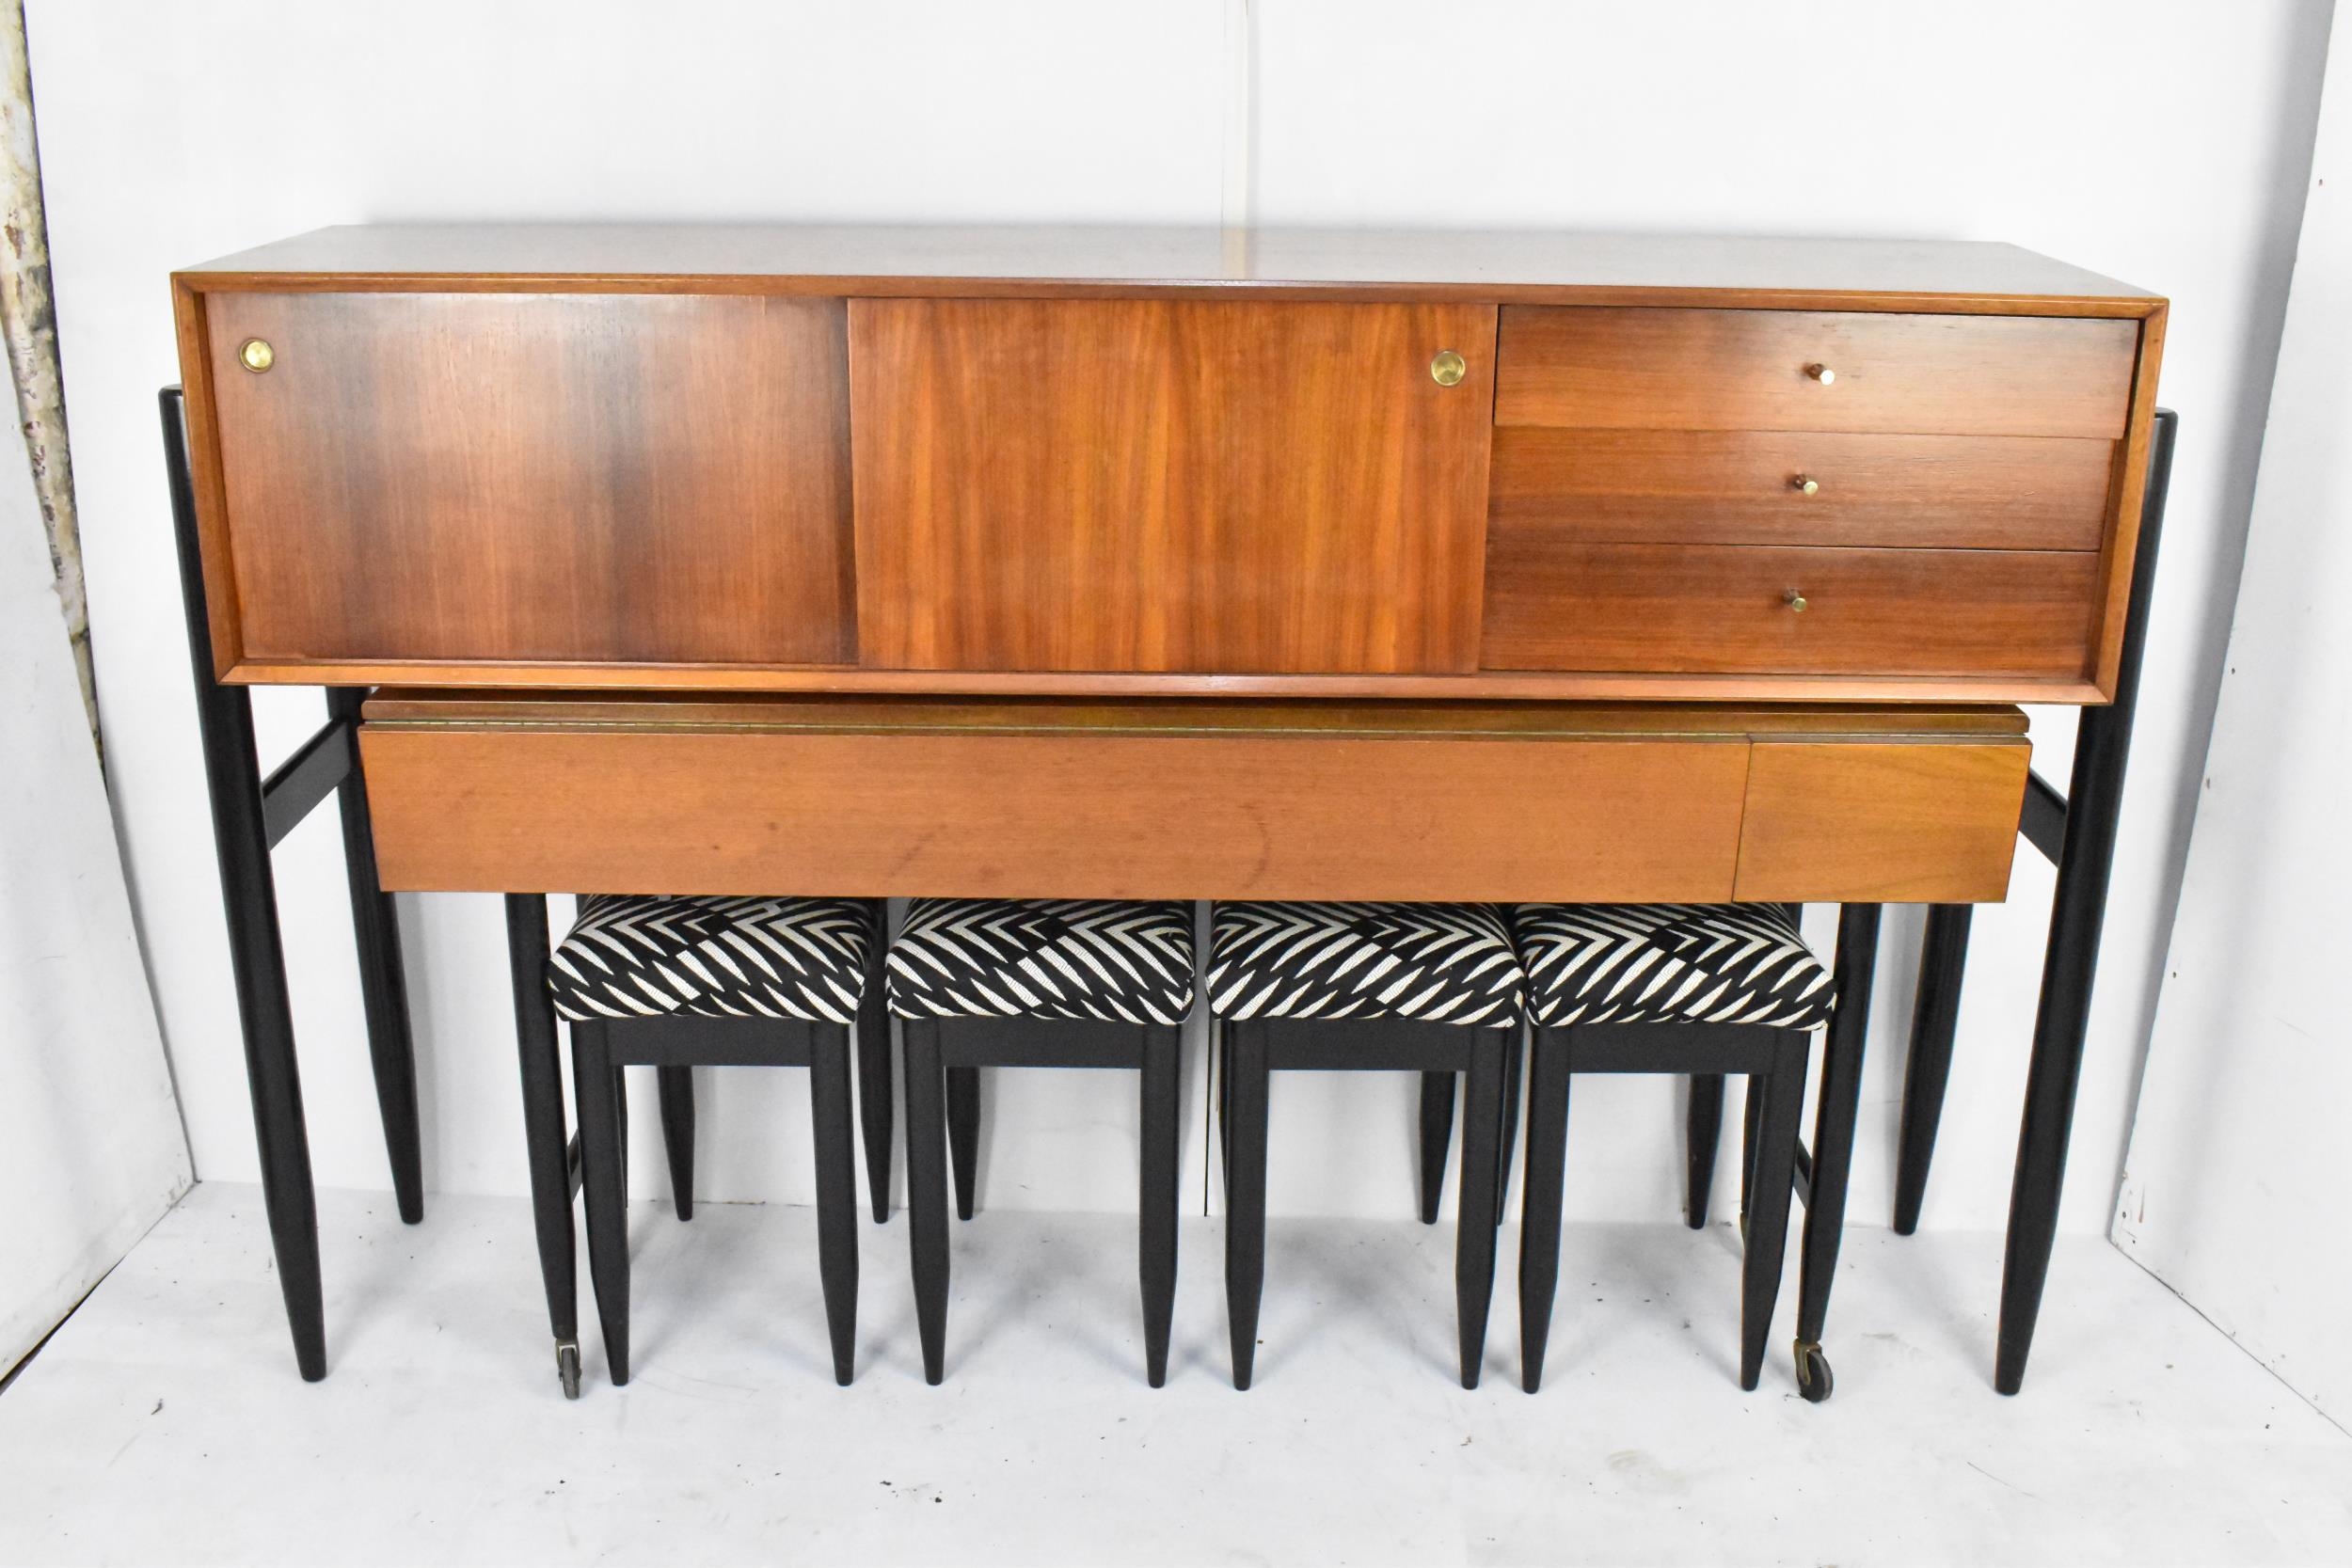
[1686,1074,1725,1229]
[1516,1027,1570,1393]
[327,686,422,1227]
[1454,1027,1506,1388]
[1740,1031,1810,1391]
[570,1020,631,1386]
[1793,904,1880,1396]
[902,1020,951,1385]
[946,1066,981,1221]
[1893,904,1971,1234]
[1139,1024,1181,1387]
[1223,1021,1270,1390]
[1739,1069,1764,1239]
[1417,1070,1455,1225]
[807,1022,860,1386]
[857,960,894,1223]
[504,895,580,1397]
[657,1066,695,1221]
[1495,1029,1524,1227]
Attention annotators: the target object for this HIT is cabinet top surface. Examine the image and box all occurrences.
[177,224,2157,309]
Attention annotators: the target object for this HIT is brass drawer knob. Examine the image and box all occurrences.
[239,338,276,373]
[1804,362,1835,385]
[1429,349,1468,387]
[1791,474,1820,496]
[1785,589,1809,613]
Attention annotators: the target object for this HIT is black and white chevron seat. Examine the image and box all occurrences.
[548,895,876,1024]
[1511,903,1835,1030]
[885,898,1196,1025]
[1207,902,1525,1026]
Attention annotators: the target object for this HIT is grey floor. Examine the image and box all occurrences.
[3,1183,2348,1566]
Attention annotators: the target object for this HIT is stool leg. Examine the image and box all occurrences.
[1739,1072,1765,1240]
[807,1022,860,1386]
[857,933,895,1223]
[1740,1031,1810,1391]
[1224,1020,1270,1390]
[1792,903,1880,1399]
[571,1021,630,1386]
[1517,1027,1570,1393]
[1417,1071,1455,1225]
[902,1020,950,1385]
[1495,1030,1523,1228]
[1686,1074,1725,1228]
[1139,1024,1181,1387]
[1455,1027,1506,1388]
[946,1067,981,1221]
[658,1066,695,1221]
[505,895,579,1398]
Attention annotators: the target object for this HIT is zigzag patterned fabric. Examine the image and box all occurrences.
[548,895,876,1024]
[886,898,1196,1025]
[1512,903,1835,1029]
[1207,902,1524,1027]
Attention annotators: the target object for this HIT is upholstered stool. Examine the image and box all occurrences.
[888,897,1194,1386]
[549,894,882,1387]
[1210,900,1523,1389]
[1510,901,1830,1394]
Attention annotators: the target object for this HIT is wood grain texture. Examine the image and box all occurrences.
[1487,428,2115,550]
[172,280,244,675]
[204,291,856,666]
[2089,307,2169,697]
[1494,307,2137,437]
[1480,542,2102,678]
[850,298,1496,673]
[1734,741,2030,902]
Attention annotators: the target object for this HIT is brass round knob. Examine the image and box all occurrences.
[1791,474,1820,496]
[1804,362,1835,386]
[1429,349,1467,388]
[238,338,276,373]
[1785,589,1809,613]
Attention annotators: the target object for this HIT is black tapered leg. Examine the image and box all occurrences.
[1739,1070,1764,1238]
[571,1021,631,1386]
[1223,1021,1269,1390]
[1893,904,1971,1235]
[1517,1028,1571,1393]
[1740,1032,1810,1391]
[902,1021,950,1384]
[1139,1024,1181,1387]
[165,389,325,1382]
[504,895,580,1394]
[1416,1071,1455,1225]
[807,1022,861,1386]
[1495,1029,1523,1227]
[1454,1027,1506,1388]
[1686,1074,1725,1228]
[857,955,894,1224]
[946,1066,980,1221]
[1794,906,1880,1370]
[657,1066,695,1221]
[327,687,422,1227]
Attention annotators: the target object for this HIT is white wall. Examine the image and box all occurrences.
[2117,28,2348,1419]
[22,1,2328,1230]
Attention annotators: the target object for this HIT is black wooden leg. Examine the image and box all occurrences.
[1740,1030,1810,1391]
[1793,904,1880,1396]
[1454,1027,1505,1388]
[1224,1021,1269,1390]
[807,1022,860,1386]
[571,1021,630,1386]
[1139,1024,1181,1387]
[504,895,580,1397]
[1417,1071,1455,1225]
[902,1021,950,1385]
[1517,1028,1570,1393]
[327,687,422,1227]
[657,1066,695,1221]
[1739,1070,1764,1239]
[1495,1029,1523,1228]
[1686,1074,1724,1229]
[946,1066,980,1221]
[1893,904,1971,1235]
[857,957,894,1223]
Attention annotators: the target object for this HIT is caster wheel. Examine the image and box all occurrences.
[557,1340,582,1401]
[1794,1339,1833,1403]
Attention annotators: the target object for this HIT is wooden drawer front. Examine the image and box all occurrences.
[1734,741,2029,902]
[850,298,1498,674]
[205,292,856,666]
[1494,307,2137,437]
[1481,543,2100,677]
[1488,428,2114,550]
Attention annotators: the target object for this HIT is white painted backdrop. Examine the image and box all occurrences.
[22,3,2330,1241]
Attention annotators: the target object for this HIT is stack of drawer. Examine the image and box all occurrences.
[1479,307,2140,681]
